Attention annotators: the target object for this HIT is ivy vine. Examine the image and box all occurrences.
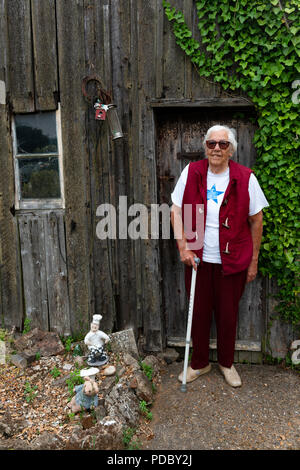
[163,0,300,329]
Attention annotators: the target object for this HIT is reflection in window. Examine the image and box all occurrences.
[15,112,58,154]
[18,157,61,199]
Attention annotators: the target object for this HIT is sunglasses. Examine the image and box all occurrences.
[206,140,230,150]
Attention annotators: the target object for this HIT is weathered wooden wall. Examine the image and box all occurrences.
[0,0,296,357]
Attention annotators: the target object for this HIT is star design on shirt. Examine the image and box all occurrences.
[207,184,224,204]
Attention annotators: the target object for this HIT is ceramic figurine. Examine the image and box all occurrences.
[68,376,99,413]
[84,314,110,366]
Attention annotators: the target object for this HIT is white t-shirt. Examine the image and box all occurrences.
[171,163,269,263]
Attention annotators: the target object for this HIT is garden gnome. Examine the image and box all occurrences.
[84,314,110,366]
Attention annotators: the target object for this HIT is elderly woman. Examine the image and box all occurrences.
[171,125,269,387]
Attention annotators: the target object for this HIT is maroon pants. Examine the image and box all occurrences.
[185,262,247,369]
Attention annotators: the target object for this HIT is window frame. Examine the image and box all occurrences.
[12,105,65,210]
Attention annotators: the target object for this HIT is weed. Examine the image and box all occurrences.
[0,329,8,342]
[66,367,84,399]
[140,361,153,382]
[63,337,73,353]
[35,352,41,361]
[50,366,61,379]
[122,427,141,450]
[139,400,153,421]
[24,382,38,403]
[263,352,300,373]
[23,317,31,335]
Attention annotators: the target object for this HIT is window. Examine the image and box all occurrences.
[12,107,64,209]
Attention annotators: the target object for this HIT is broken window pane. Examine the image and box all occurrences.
[18,157,61,199]
[15,112,58,154]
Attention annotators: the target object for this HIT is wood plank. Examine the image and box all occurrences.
[110,0,136,334]
[157,115,185,339]
[264,277,296,359]
[6,0,34,112]
[190,0,220,100]
[128,0,143,334]
[18,215,49,330]
[56,0,91,335]
[44,211,71,336]
[0,0,9,87]
[155,0,164,98]
[0,1,23,330]
[138,0,164,351]
[237,277,263,343]
[83,0,117,334]
[31,0,58,110]
[236,118,257,167]
[162,0,185,99]
[150,98,254,107]
[183,0,193,99]
[0,107,23,330]
[168,337,261,351]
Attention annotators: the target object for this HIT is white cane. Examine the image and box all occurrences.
[181,257,200,392]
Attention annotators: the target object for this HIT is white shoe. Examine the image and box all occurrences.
[178,364,211,383]
[218,364,242,387]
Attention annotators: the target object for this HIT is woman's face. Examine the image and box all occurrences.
[205,129,233,173]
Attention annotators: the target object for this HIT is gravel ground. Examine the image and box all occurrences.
[140,362,300,450]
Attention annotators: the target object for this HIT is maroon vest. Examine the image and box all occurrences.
[181,159,253,275]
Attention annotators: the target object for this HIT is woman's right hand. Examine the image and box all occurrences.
[179,249,198,270]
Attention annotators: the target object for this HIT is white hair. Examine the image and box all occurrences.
[203,125,238,152]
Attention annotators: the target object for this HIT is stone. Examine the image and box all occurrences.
[94,398,107,422]
[9,354,27,369]
[105,383,140,427]
[110,329,139,359]
[142,354,163,378]
[73,356,85,367]
[131,370,154,404]
[63,363,73,371]
[129,376,138,389]
[0,411,29,438]
[23,352,37,365]
[80,415,95,430]
[29,432,64,450]
[52,373,71,387]
[122,352,140,370]
[64,416,124,450]
[116,366,125,378]
[158,347,179,364]
[98,376,116,394]
[0,438,31,450]
[14,328,65,357]
[103,365,116,376]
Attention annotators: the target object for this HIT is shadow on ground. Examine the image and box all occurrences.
[140,362,300,450]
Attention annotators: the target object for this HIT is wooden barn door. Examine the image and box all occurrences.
[156,107,264,362]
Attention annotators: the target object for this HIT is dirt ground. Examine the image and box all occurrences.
[140,361,300,451]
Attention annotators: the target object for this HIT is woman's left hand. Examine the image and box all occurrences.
[246,259,258,283]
